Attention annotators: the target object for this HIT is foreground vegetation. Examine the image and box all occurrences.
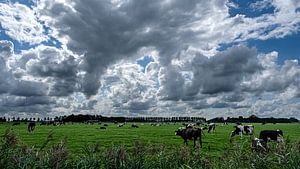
[1,128,300,169]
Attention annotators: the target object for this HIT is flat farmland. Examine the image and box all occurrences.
[0,122,299,156]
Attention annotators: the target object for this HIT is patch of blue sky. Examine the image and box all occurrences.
[0,26,33,53]
[229,0,275,18]
[0,25,62,53]
[247,32,300,64]
[0,0,35,8]
[218,32,300,65]
[136,55,154,73]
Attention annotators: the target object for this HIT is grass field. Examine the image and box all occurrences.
[0,122,299,157]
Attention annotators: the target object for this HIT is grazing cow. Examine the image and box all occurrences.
[175,127,202,148]
[259,130,283,143]
[117,123,125,127]
[230,125,254,138]
[28,121,36,133]
[207,123,216,133]
[103,124,108,127]
[99,127,106,129]
[251,138,267,152]
[131,124,139,128]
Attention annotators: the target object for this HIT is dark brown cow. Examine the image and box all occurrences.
[175,127,202,148]
[28,121,36,133]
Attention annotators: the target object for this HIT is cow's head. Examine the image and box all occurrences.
[175,127,185,136]
[230,130,236,138]
[277,129,283,136]
[230,126,241,137]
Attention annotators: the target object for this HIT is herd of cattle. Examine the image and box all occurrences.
[175,123,284,151]
[9,121,284,152]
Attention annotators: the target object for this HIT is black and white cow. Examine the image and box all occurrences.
[251,137,267,152]
[207,123,216,133]
[259,129,283,143]
[230,125,254,138]
[117,123,125,127]
[131,124,139,128]
[175,127,203,148]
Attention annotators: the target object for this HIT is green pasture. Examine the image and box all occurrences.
[0,122,299,156]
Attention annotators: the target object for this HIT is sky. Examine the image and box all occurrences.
[0,0,300,119]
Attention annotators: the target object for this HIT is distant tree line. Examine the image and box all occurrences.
[208,115,299,124]
[0,114,298,123]
[56,114,206,123]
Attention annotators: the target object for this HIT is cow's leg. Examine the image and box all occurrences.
[193,138,196,148]
[184,139,188,145]
[199,136,202,148]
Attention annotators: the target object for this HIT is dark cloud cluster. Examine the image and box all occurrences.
[158,45,262,101]
[0,41,55,114]
[25,47,79,96]
[37,0,228,97]
[189,45,261,95]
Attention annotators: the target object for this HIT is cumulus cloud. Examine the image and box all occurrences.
[34,0,300,98]
[98,62,157,114]
[35,0,234,96]
[0,41,54,114]
[242,51,300,95]
[0,2,48,44]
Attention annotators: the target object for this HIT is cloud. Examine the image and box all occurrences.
[7,45,80,96]
[1,0,300,118]
[189,45,261,95]
[36,0,233,96]
[0,41,14,94]
[242,51,300,95]
[34,0,300,98]
[98,62,157,114]
[156,45,261,101]
[249,0,274,11]
[0,3,48,44]
[0,41,54,114]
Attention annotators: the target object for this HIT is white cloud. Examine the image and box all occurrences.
[0,2,48,44]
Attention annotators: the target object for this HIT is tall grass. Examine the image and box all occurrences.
[0,129,299,169]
